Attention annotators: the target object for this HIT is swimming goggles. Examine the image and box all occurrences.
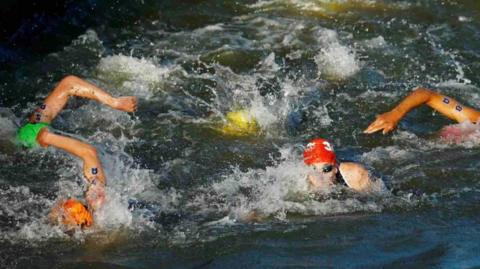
[313,164,334,173]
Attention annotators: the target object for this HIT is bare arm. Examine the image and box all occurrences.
[338,162,373,192]
[32,75,137,123]
[38,129,105,211]
[364,87,480,134]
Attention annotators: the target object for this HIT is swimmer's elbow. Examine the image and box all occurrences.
[82,145,98,160]
[412,87,436,98]
[36,128,51,148]
[61,75,81,85]
[57,75,82,93]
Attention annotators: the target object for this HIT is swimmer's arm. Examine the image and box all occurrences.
[338,162,372,192]
[36,75,137,123]
[37,129,105,211]
[424,90,480,122]
[364,87,480,134]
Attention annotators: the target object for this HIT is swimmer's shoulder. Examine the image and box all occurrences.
[338,162,373,192]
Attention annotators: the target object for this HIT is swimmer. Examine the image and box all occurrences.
[304,138,375,192]
[49,198,93,229]
[364,87,480,136]
[220,109,260,136]
[16,75,137,228]
[246,138,377,222]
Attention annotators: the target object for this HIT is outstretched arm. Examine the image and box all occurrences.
[364,87,480,134]
[32,75,137,123]
[38,129,105,211]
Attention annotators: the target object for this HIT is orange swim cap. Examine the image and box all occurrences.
[303,138,336,165]
[60,199,93,228]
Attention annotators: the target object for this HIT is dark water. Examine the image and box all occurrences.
[2,0,480,268]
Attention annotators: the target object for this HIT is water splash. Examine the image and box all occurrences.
[439,122,480,146]
[97,54,178,98]
[193,144,389,223]
[314,29,360,80]
[0,108,18,152]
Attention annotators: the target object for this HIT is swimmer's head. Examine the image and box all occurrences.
[221,110,260,136]
[304,138,338,190]
[303,138,336,165]
[49,199,93,229]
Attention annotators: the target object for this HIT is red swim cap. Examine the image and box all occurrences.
[303,138,336,165]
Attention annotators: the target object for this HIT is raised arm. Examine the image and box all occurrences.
[364,87,480,134]
[31,75,137,124]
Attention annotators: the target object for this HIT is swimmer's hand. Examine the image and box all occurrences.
[364,109,401,134]
[114,96,138,112]
[85,182,105,212]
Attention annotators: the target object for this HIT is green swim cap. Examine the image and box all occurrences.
[16,122,49,148]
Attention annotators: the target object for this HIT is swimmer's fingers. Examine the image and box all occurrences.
[364,118,386,134]
[382,125,395,134]
[114,96,138,112]
[364,117,395,134]
[131,96,138,112]
[364,111,400,134]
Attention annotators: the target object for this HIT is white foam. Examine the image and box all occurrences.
[439,122,480,147]
[81,133,168,231]
[213,65,310,135]
[458,16,472,22]
[358,89,402,100]
[194,23,224,35]
[199,144,387,221]
[435,80,477,90]
[98,54,169,82]
[258,52,280,74]
[375,130,464,154]
[249,100,279,130]
[0,108,17,145]
[361,36,388,49]
[72,29,103,48]
[315,43,360,80]
[94,191,133,229]
[97,54,174,98]
[361,145,414,166]
[0,186,66,242]
[311,104,333,126]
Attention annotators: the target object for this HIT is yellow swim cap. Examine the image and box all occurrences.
[221,110,260,136]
